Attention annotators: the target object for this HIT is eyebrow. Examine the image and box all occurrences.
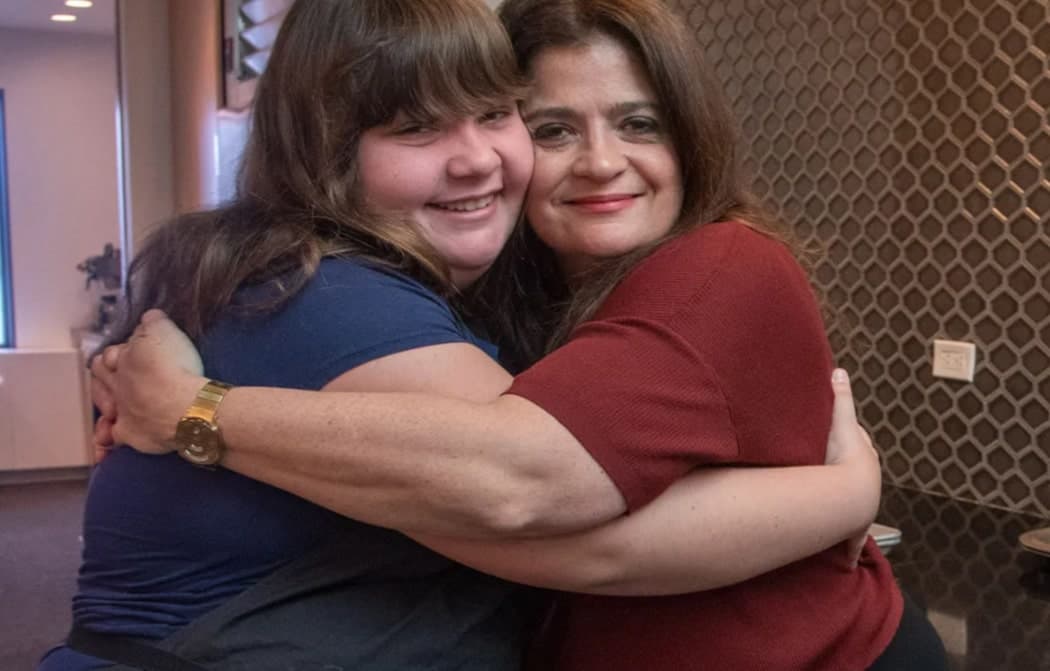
[522,106,574,124]
[610,101,659,116]
[523,100,659,124]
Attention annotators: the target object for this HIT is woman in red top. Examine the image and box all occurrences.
[95,0,947,668]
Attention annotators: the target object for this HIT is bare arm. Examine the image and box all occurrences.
[95,311,876,571]
[407,370,880,595]
[222,391,629,536]
[96,317,879,593]
[96,311,626,537]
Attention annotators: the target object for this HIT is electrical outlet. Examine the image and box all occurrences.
[932,339,976,382]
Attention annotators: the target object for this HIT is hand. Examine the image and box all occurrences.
[89,309,208,455]
[90,364,119,460]
[825,368,881,567]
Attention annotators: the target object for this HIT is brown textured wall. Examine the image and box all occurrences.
[666,0,1050,516]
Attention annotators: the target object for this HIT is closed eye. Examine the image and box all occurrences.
[479,107,512,124]
[392,123,437,137]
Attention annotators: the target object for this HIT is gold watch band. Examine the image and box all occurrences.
[175,380,234,467]
[184,380,233,421]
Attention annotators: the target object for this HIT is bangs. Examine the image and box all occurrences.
[356,1,527,126]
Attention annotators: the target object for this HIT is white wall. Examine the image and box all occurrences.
[0,27,121,349]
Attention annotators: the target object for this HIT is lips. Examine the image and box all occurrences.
[565,193,638,205]
[563,192,640,214]
[429,192,498,212]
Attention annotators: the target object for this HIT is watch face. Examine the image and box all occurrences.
[176,417,222,466]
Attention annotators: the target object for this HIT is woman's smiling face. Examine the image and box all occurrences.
[522,34,683,277]
[357,101,534,289]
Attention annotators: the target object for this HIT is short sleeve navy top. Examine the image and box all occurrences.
[41,259,527,671]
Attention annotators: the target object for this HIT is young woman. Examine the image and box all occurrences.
[44,2,538,669]
[80,0,894,669]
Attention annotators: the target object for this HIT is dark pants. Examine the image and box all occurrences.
[868,590,950,671]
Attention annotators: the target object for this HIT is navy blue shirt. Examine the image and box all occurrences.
[41,259,527,670]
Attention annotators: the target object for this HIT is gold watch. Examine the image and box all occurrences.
[175,380,233,466]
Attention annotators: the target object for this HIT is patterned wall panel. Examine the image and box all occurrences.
[666,0,1050,516]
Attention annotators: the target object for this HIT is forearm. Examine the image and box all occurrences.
[411,462,876,595]
[103,332,624,538]
[214,386,624,537]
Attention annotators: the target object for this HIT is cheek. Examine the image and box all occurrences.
[655,155,684,233]
[357,140,435,211]
[357,145,402,209]
[524,190,553,247]
[524,152,562,214]
[524,173,559,247]
[655,149,682,194]
[509,123,536,179]
[506,143,535,202]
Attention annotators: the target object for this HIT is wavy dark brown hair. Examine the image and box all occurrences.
[110,0,525,345]
[477,0,802,363]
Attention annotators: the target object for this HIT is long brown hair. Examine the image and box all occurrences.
[482,0,797,360]
[112,0,525,344]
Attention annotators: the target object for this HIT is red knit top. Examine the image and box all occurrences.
[509,222,902,670]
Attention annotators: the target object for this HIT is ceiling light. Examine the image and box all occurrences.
[65,0,94,7]
[51,14,77,22]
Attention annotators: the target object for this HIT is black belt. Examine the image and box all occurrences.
[67,625,207,671]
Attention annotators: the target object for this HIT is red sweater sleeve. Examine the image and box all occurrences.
[508,222,834,511]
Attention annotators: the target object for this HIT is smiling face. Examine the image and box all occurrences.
[357,100,534,289]
[522,34,684,277]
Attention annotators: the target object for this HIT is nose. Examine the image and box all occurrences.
[446,122,501,179]
[572,133,627,181]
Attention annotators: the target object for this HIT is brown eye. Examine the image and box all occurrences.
[530,123,573,146]
[621,116,660,135]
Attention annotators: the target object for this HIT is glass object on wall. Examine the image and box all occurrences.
[223,0,293,110]
[217,108,251,203]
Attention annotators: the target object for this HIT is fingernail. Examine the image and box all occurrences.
[832,369,848,383]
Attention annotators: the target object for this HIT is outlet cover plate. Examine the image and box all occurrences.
[932,339,977,382]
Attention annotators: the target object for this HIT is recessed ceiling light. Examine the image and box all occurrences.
[51,14,78,22]
[66,0,94,7]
